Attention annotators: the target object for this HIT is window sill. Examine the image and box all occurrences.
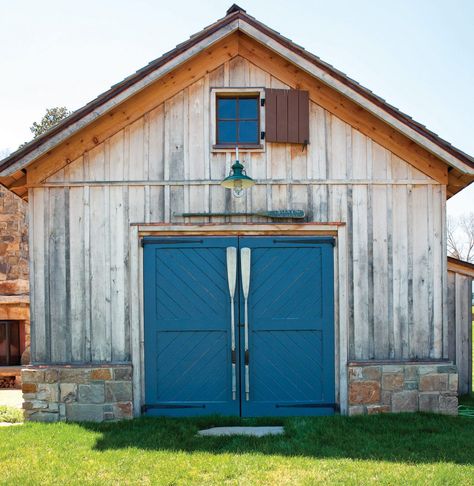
[212,144,264,153]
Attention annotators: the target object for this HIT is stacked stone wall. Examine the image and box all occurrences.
[21,365,133,422]
[348,362,458,415]
[0,186,28,282]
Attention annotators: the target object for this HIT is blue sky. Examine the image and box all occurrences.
[0,0,472,214]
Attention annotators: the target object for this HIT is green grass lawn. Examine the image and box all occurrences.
[1,414,474,485]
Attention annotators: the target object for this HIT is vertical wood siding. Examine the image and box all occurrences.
[29,57,446,364]
[447,271,473,394]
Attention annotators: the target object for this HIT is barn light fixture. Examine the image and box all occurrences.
[220,147,255,198]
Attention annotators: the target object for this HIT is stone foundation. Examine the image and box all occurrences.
[21,364,133,422]
[348,362,458,416]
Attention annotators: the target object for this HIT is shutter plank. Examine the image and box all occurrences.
[298,90,310,143]
[276,90,288,141]
[288,90,299,143]
[265,89,278,141]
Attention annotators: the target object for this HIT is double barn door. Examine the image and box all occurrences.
[143,236,335,416]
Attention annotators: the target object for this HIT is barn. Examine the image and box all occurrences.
[0,5,473,421]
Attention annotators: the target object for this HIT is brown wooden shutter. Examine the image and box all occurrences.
[265,89,309,144]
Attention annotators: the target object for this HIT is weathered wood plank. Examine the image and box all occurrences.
[69,187,86,362]
[48,188,69,362]
[411,186,430,358]
[89,186,110,362]
[31,189,48,362]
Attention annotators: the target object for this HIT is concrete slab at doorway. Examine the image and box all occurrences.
[197,426,284,437]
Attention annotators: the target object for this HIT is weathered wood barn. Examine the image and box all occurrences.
[0,5,473,421]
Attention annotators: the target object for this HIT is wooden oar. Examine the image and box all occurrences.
[178,210,305,219]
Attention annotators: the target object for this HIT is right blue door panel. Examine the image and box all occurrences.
[239,237,335,416]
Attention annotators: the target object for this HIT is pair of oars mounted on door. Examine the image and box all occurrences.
[226,246,251,401]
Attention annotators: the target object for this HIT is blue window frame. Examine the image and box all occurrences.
[216,96,259,146]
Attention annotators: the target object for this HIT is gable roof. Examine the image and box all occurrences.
[1,4,473,199]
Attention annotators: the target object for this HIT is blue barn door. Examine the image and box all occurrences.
[143,236,335,417]
[143,237,240,416]
[239,237,335,417]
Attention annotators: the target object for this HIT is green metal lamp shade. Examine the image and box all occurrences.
[221,160,255,191]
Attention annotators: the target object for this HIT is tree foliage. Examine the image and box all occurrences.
[447,212,474,263]
[29,106,71,139]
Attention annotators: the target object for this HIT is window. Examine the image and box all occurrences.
[0,321,21,366]
[216,95,259,146]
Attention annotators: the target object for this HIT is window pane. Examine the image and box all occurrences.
[218,121,237,144]
[238,98,258,119]
[238,121,259,144]
[217,98,237,119]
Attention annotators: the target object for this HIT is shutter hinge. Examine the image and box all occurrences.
[261,131,265,140]
[140,238,145,248]
[260,98,265,107]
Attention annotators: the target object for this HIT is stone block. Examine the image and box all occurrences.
[348,367,363,381]
[404,381,418,390]
[382,365,403,373]
[66,403,104,422]
[439,395,458,415]
[418,366,438,375]
[349,381,381,405]
[43,369,59,384]
[22,383,37,394]
[448,374,458,393]
[419,374,448,392]
[419,393,439,413]
[114,367,132,381]
[37,384,59,402]
[382,373,404,391]
[404,366,418,382]
[113,402,133,419]
[78,384,105,404]
[392,390,418,413]
[90,368,112,381]
[104,412,115,421]
[22,369,44,384]
[367,405,390,415]
[362,367,381,381]
[60,383,77,403]
[30,400,48,410]
[29,412,59,423]
[381,391,392,406]
[48,403,59,412]
[23,393,36,400]
[105,382,133,402]
[59,368,91,384]
[59,404,66,419]
[348,405,365,416]
[437,365,457,374]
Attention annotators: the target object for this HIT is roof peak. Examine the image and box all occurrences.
[226,4,246,15]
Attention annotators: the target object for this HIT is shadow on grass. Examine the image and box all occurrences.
[80,413,474,465]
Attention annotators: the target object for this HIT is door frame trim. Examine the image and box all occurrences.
[129,223,349,416]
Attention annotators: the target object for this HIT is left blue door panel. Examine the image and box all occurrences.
[143,237,239,416]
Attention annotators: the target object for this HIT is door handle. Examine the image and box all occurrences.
[241,247,251,401]
[226,247,237,400]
